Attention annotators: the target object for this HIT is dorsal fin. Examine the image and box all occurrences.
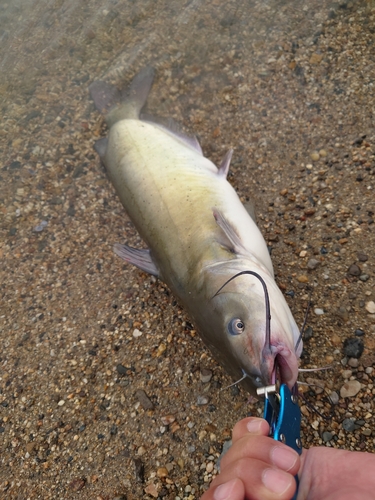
[142,117,203,155]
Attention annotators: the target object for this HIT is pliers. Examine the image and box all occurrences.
[257,383,302,500]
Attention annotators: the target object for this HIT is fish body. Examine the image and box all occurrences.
[90,68,302,395]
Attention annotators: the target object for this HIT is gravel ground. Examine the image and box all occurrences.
[1,0,375,498]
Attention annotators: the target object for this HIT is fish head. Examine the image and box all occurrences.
[202,270,302,396]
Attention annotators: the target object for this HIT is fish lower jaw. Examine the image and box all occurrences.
[261,343,299,390]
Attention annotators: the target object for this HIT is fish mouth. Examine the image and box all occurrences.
[262,343,299,389]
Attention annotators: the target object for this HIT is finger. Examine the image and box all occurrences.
[200,477,245,500]
[232,417,270,443]
[210,458,296,500]
[221,434,300,475]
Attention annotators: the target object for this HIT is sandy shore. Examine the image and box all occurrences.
[1,0,374,498]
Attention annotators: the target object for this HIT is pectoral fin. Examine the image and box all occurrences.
[113,243,160,277]
[213,209,247,255]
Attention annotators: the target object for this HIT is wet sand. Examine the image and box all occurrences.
[1,1,375,498]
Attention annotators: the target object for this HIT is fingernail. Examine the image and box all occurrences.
[262,468,293,495]
[214,479,238,500]
[271,446,298,471]
[246,419,262,433]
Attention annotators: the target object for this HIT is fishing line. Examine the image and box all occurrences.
[213,270,271,353]
[298,387,335,420]
[294,290,312,352]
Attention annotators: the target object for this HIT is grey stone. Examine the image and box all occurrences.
[322,431,333,442]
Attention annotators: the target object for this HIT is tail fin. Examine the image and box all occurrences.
[89,66,155,127]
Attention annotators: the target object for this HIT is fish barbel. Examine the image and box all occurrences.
[89,67,302,396]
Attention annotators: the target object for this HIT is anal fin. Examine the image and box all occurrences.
[114,243,159,277]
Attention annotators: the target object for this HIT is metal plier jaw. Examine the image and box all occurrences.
[257,383,302,500]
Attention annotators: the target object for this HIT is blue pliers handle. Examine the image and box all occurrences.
[258,384,302,500]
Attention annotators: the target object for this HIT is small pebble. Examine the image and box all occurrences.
[307,258,320,270]
[340,380,361,398]
[365,301,375,314]
[348,358,359,368]
[306,377,324,394]
[311,151,320,161]
[297,275,308,283]
[342,419,360,432]
[322,431,333,442]
[329,391,339,404]
[135,389,154,410]
[144,483,158,498]
[116,364,129,375]
[197,395,209,405]
[160,415,176,426]
[206,462,214,473]
[354,329,365,337]
[200,368,213,384]
[347,264,361,277]
[343,337,364,358]
[33,220,48,232]
[362,429,372,437]
[157,467,168,478]
[314,308,324,315]
[68,478,86,492]
[133,328,142,338]
[304,326,313,340]
[362,355,375,367]
[342,369,352,379]
[357,252,368,262]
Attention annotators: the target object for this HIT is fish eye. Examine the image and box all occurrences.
[227,318,245,336]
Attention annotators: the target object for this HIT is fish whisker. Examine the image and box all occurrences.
[221,370,249,391]
[298,365,332,373]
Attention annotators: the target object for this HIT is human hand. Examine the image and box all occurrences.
[201,417,299,500]
[201,416,375,500]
